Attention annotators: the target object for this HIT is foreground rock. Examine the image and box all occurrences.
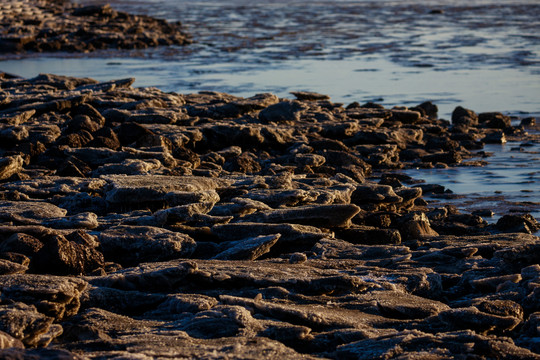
[0,73,538,358]
[0,0,191,55]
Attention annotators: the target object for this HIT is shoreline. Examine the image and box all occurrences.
[0,72,539,358]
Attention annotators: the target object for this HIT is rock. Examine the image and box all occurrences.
[213,234,280,260]
[479,112,512,129]
[337,329,538,359]
[0,274,87,320]
[335,226,402,245]
[0,303,59,348]
[351,184,402,205]
[0,201,67,225]
[212,222,327,254]
[483,131,507,144]
[470,274,522,292]
[452,106,478,127]
[1,72,539,358]
[437,306,522,333]
[98,225,196,266]
[241,204,361,228]
[0,233,44,257]
[399,213,439,240]
[103,175,225,210]
[259,101,306,123]
[520,117,536,127]
[496,214,540,234]
[290,91,330,101]
[31,233,104,275]
[0,330,24,350]
[0,156,24,180]
[0,0,191,55]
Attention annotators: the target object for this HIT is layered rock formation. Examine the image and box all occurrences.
[0,72,538,358]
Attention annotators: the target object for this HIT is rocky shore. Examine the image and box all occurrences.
[0,0,191,54]
[0,71,538,358]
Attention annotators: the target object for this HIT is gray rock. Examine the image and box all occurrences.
[99,225,196,266]
[241,204,361,228]
[31,233,104,275]
[337,329,538,359]
[212,222,327,254]
[103,175,225,208]
[0,303,58,348]
[0,274,87,320]
[0,201,67,225]
[259,100,306,123]
[351,184,402,205]
[437,306,522,334]
[213,234,281,260]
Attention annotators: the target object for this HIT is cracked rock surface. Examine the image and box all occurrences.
[0,72,539,358]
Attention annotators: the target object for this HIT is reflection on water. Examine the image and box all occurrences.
[404,141,540,220]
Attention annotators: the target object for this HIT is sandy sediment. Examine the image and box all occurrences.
[0,71,538,358]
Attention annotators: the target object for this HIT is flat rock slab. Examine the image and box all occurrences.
[103,175,226,208]
[0,200,67,224]
[98,225,197,266]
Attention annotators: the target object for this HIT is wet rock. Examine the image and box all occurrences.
[452,106,478,127]
[422,150,463,165]
[496,213,540,234]
[483,131,507,144]
[478,112,512,129]
[98,225,196,266]
[290,91,330,101]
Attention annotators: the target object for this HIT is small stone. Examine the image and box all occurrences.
[289,252,308,264]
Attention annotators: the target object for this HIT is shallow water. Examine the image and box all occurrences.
[1,0,539,117]
[1,0,539,219]
[403,139,540,223]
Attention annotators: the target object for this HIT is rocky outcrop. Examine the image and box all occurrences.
[0,73,538,358]
[0,0,191,55]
